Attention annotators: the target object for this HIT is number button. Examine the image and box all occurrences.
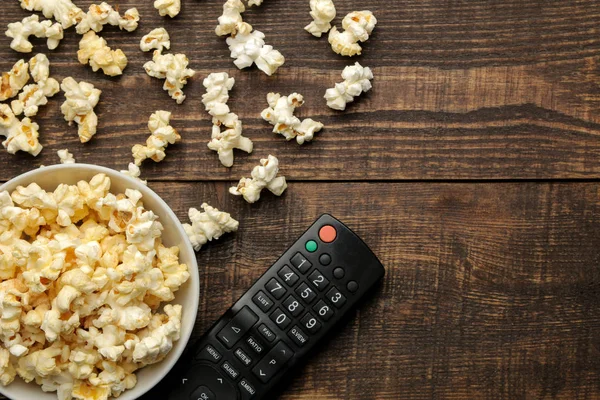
[308,270,329,292]
[313,300,334,321]
[282,295,305,317]
[290,252,312,274]
[278,265,299,287]
[300,312,322,334]
[326,287,346,309]
[295,282,317,304]
[265,278,286,299]
[270,308,291,329]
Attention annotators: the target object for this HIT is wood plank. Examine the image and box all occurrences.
[1,0,600,181]
[135,181,598,399]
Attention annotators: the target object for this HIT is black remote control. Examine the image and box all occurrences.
[162,214,385,399]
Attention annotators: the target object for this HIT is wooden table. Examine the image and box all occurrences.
[2,0,600,399]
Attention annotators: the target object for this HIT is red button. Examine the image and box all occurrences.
[319,225,337,243]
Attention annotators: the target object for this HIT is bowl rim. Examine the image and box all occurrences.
[0,163,200,400]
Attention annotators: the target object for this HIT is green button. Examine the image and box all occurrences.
[305,240,318,252]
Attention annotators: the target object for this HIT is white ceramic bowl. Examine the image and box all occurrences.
[0,164,199,400]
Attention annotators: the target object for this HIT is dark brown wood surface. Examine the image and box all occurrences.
[1,0,600,399]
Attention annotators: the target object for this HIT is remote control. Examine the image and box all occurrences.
[160,214,385,399]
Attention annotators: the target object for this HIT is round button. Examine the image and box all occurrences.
[319,253,331,265]
[333,267,345,279]
[347,281,359,293]
[305,240,318,252]
[318,225,337,243]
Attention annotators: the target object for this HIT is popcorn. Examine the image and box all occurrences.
[57,149,75,164]
[329,10,377,57]
[324,62,373,110]
[11,54,60,118]
[77,31,128,76]
[76,2,140,34]
[248,0,264,5]
[60,77,101,143]
[144,51,195,104]
[0,59,29,102]
[305,0,336,37]
[0,175,188,398]
[226,29,285,76]
[182,204,238,251]
[261,92,324,144]
[215,0,246,36]
[140,28,171,53]
[0,104,43,156]
[5,14,64,53]
[131,110,180,166]
[120,163,147,185]
[202,73,253,167]
[154,0,181,18]
[19,0,84,29]
[230,155,287,203]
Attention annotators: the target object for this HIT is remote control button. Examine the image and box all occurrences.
[326,287,347,309]
[252,291,274,312]
[290,252,312,274]
[300,312,322,334]
[313,300,334,321]
[239,378,257,399]
[319,253,332,266]
[288,325,309,347]
[270,308,291,329]
[195,344,222,363]
[282,295,305,317]
[333,267,345,279]
[221,360,239,380]
[217,306,258,349]
[170,364,236,400]
[258,324,276,343]
[246,336,264,355]
[265,278,286,299]
[305,240,318,252]
[252,341,294,384]
[295,282,317,304]
[190,385,216,400]
[318,225,337,243]
[308,270,329,292]
[235,348,253,366]
[347,281,359,293]
[278,265,299,286]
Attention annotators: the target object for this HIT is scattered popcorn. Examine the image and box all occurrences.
[120,163,147,185]
[76,2,140,34]
[77,31,128,76]
[5,14,64,53]
[216,0,285,75]
[248,0,264,5]
[261,92,324,144]
[305,0,336,37]
[324,62,373,111]
[230,155,287,203]
[11,54,60,118]
[202,72,253,167]
[182,203,239,251]
[140,27,171,53]
[60,77,101,143]
[0,104,42,156]
[0,174,189,399]
[132,110,181,166]
[144,51,195,104]
[154,0,181,18]
[329,10,377,57]
[0,59,29,102]
[19,0,84,29]
[57,149,75,164]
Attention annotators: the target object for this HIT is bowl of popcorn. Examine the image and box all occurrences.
[0,164,199,400]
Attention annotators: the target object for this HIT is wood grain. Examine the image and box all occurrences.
[1,0,600,180]
[141,181,599,400]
